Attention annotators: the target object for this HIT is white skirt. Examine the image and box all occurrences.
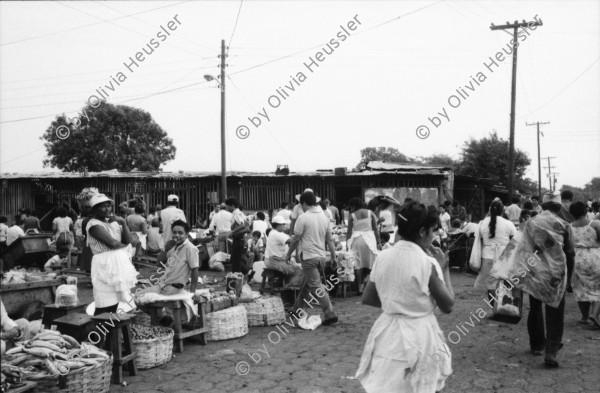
[91,247,139,308]
[356,312,452,393]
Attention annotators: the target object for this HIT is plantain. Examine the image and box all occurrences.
[60,334,80,349]
[23,347,54,358]
[28,340,67,353]
[4,346,25,355]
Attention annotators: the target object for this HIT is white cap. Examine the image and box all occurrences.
[167,194,179,202]
[272,215,289,225]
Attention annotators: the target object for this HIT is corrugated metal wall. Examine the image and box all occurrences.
[1,174,445,225]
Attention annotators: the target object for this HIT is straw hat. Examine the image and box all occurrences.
[89,193,113,208]
[295,188,321,203]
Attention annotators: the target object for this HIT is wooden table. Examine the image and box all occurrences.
[0,278,64,318]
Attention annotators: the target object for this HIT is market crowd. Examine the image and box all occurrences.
[1,187,599,393]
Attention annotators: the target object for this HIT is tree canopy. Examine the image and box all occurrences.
[41,101,176,172]
[356,131,537,194]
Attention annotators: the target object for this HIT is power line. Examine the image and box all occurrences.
[523,56,600,117]
[0,1,194,47]
[228,0,244,47]
[56,1,208,59]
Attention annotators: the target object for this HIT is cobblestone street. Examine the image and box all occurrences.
[108,270,600,393]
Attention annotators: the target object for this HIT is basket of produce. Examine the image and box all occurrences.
[2,330,112,393]
[130,324,174,370]
[206,306,248,341]
[208,291,238,312]
[131,311,152,326]
[242,296,286,327]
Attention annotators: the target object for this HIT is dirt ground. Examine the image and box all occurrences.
[75,267,600,393]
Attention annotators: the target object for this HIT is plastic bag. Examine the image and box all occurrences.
[336,251,357,282]
[469,223,482,272]
[491,213,568,308]
[298,315,322,330]
[55,284,78,307]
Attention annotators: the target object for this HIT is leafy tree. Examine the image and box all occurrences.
[41,101,176,172]
[457,131,531,192]
[355,147,415,170]
[584,177,600,200]
[418,154,460,168]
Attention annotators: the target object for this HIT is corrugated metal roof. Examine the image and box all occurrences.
[1,168,447,180]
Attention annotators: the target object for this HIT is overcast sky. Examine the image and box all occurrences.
[1,0,598,189]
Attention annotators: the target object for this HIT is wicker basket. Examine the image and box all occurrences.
[31,353,112,393]
[131,325,174,370]
[206,305,248,341]
[243,296,286,327]
[131,311,152,326]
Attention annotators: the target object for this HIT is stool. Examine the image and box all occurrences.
[337,281,355,298]
[146,299,208,353]
[260,269,285,295]
[92,312,137,384]
[42,304,88,329]
[53,313,94,343]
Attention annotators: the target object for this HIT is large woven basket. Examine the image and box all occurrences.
[243,296,286,327]
[31,353,112,393]
[206,305,248,341]
[131,325,174,370]
[131,311,152,326]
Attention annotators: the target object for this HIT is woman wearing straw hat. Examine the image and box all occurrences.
[86,192,139,315]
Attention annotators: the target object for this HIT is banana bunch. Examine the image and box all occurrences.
[1,330,109,381]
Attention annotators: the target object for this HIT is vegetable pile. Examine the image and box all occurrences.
[130,324,172,341]
[1,330,109,384]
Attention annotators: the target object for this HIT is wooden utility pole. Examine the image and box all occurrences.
[542,156,556,191]
[220,39,227,202]
[491,19,542,201]
[526,121,549,197]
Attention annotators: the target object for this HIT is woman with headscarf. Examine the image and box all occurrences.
[346,197,381,295]
[87,192,139,315]
[356,201,454,392]
[472,199,517,306]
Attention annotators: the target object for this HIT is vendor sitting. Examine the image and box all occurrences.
[264,216,302,285]
[44,246,70,272]
[247,230,265,263]
[1,299,30,355]
[138,220,199,296]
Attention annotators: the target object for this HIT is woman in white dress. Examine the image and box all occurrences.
[472,199,517,305]
[87,193,139,315]
[346,197,381,294]
[356,201,455,393]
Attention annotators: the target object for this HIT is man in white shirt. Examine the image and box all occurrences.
[0,216,9,251]
[275,202,292,223]
[251,212,269,239]
[6,215,25,246]
[505,196,522,226]
[210,203,233,252]
[324,199,340,225]
[160,195,187,244]
[209,205,220,221]
[287,191,338,325]
[290,188,321,234]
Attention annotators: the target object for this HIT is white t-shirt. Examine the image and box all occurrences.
[252,220,269,237]
[0,223,8,242]
[53,216,73,233]
[293,206,331,260]
[210,210,233,233]
[265,230,290,259]
[161,206,187,242]
[6,225,25,246]
[290,204,304,220]
[478,216,517,259]
[276,209,292,221]
[440,212,451,233]
[247,238,264,252]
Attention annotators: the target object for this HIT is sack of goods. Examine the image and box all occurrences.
[336,251,357,282]
[54,283,78,307]
[242,296,286,327]
[209,252,229,272]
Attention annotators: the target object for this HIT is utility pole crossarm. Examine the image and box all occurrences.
[490,20,542,31]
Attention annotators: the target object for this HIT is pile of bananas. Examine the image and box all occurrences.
[1,330,109,382]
